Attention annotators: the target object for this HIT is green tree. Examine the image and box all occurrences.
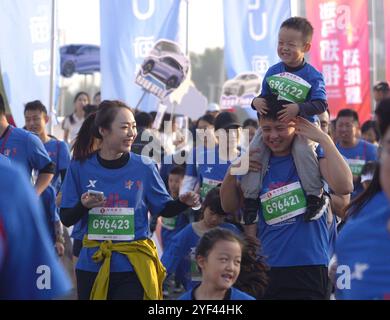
[190,48,227,103]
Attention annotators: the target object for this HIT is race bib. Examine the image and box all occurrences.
[261,181,307,225]
[87,207,135,241]
[267,72,311,103]
[161,217,177,230]
[346,159,366,177]
[200,178,220,199]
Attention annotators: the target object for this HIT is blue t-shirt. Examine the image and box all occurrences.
[178,285,255,300]
[40,185,60,243]
[184,145,210,178]
[0,162,71,299]
[161,209,190,249]
[0,125,52,176]
[335,191,390,300]
[336,139,378,197]
[44,138,71,192]
[260,62,327,121]
[60,152,172,272]
[194,146,238,199]
[0,153,10,166]
[161,222,241,290]
[257,153,330,267]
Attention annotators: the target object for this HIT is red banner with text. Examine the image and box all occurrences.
[385,0,390,84]
[306,0,371,122]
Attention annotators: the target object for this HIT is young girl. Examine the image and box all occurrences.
[161,187,241,291]
[178,228,266,300]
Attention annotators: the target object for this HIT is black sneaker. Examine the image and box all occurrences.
[303,194,329,222]
[242,198,260,225]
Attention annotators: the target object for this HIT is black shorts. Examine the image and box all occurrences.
[262,265,329,300]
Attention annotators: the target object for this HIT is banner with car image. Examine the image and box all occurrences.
[135,39,189,100]
[220,72,261,109]
[100,0,186,112]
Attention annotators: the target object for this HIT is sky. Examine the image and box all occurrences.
[57,0,225,54]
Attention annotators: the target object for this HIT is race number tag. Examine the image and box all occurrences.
[267,72,311,103]
[88,207,134,241]
[161,217,177,230]
[261,181,307,225]
[200,178,220,199]
[346,159,366,177]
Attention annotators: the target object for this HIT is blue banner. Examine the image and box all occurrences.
[223,0,291,81]
[100,0,185,112]
[0,0,56,127]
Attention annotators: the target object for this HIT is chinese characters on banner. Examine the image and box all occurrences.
[306,0,371,122]
[0,0,54,127]
[385,0,390,83]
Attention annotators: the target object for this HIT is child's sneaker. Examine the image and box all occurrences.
[173,283,185,293]
[242,198,260,225]
[303,194,329,222]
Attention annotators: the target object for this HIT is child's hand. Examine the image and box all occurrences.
[252,97,268,115]
[278,103,299,122]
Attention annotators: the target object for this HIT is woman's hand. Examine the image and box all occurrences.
[81,192,106,209]
[179,191,200,207]
[293,116,329,144]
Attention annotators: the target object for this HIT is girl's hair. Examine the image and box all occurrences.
[68,91,90,124]
[361,120,380,142]
[72,100,133,161]
[343,164,382,218]
[199,187,226,219]
[195,228,268,299]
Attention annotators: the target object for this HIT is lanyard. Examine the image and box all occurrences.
[0,126,13,154]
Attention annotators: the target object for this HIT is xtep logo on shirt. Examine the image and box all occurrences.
[125,180,134,190]
[351,263,369,280]
[86,180,97,188]
[206,167,213,173]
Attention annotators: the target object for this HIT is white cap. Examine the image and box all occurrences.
[207,103,220,112]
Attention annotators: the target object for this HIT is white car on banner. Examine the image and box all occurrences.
[220,72,261,109]
[135,39,189,100]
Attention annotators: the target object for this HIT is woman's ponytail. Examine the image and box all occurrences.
[72,112,100,161]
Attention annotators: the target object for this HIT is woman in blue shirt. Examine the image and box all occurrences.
[335,98,390,300]
[60,100,198,300]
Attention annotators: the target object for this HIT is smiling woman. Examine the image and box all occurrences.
[59,100,199,300]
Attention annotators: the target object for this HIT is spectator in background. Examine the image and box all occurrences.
[243,118,258,145]
[62,91,90,146]
[361,120,380,146]
[335,109,378,198]
[206,103,221,119]
[93,91,101,105]
[373,81,390,104]
[318,109,330,135]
